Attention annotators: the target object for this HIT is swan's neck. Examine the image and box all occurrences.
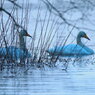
[76,34,93,54]
[77,36,85,47]
[19,34,26,50]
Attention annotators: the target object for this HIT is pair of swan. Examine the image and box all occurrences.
[47,31,94,56]
[0,31,94,61]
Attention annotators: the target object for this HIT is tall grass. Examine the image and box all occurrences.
[0,0,92,73]
[0,0,74,70]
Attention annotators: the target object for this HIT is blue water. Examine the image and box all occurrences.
[0,61,95,95]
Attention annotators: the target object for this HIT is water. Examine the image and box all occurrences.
[0,63,95,95]
[1,0,95,95]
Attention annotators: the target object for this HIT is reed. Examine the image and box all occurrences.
[0,0,75,71]
[0,0,93,73]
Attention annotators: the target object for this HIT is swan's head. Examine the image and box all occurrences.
[20,30,32,38]
[78,31,90,40]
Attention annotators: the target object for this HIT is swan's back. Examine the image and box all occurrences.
[47,44,94,56]
[0,46,31,60]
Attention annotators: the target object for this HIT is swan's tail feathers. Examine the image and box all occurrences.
[46,49,57,56]
[46,50,53,56]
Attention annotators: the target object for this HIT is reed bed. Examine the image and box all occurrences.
[0,0,59,68]
[0,0,94,73]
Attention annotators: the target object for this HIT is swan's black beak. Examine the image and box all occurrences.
[26,32,32,38]
[84,34,90,40]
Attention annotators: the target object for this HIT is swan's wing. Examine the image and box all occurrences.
[7,46,31,59]
[63,44,93,55]
[47,44,93,56]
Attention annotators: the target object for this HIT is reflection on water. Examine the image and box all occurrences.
[0,60,95,95]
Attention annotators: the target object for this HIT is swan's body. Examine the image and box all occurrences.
[47,32,94,56]
[47,44,94,56]
[0,30,32,60]
[0,46,31,60]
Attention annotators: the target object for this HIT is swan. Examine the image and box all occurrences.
[47,31,94,56]
[0,30,32,60]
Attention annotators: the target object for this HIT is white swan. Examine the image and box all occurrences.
[0,30,32,60]
[47,31,94,56]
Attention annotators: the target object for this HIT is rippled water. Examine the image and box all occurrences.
[0,59,95,95]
